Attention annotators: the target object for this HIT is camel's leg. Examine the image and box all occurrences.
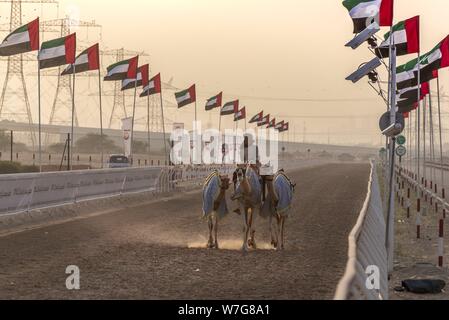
[280,216,286,250]
[207,216,214,249]
[214,215,219,249]
[270,214,278,248]
[241,207,250,252]
[249,209,257,249]
[276,215,282,251]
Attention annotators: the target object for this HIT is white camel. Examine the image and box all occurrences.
[231,165,263,251]
[202,171,231,249]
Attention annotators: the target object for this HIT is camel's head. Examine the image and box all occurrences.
[236,167,247,183]
[220,176,231,190]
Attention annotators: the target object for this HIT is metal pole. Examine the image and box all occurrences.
[130,80,138,164]
[67,133,70,171]
[98,69,104,169]
[147,91,151,160]
[386,43,397,274]
[37,63,42,173]
[10,130,13,163]
[70,64,76,171]
[437,77,445,193]
[160,91,168,166]
[417,52,422,188]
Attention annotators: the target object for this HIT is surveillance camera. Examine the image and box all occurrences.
[368,71,378,83]
[346,57,382,83]
[345,22,380,50]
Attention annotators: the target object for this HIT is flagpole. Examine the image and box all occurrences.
[235,119,238,164]
[130,80,138,164]
[437,77,445,195]
[98,68,104,169]
[70,64,76,171]
[37,61,42,173]
[147,91,151,161]
[417,51,422,187]
[160,90,168,166]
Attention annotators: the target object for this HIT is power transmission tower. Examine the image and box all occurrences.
[0,0,58,148]
[40,17,101,132]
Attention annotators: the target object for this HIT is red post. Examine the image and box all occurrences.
[417,199,421,239]
[407,188,411,218]
[438,219,444,268]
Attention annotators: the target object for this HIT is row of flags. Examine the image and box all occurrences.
[0,17,289,133]
[342,0,449,115]
[170,85,289,132]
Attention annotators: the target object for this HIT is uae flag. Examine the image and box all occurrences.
[342,0,394,34]
[61,43,100,75]
[375,16,419,58]
[249,111,263,124]
[279,122,290,133]
[0,17,39,56]
[175,84,196,108]
[234,107,246,122]
[205,92,223,111]
[267,118,276,128]
[396,50,441,90]
[397,82,430,111]
[39,33,76,69]
[275,121,285,130]
[418,36,449,84]
[257,114,270,127]
[121,64,149,91]
[221,100,239,116]
[104,56,139,81]
[140,73,162,97]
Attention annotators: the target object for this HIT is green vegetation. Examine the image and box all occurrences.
[0,161,39,174]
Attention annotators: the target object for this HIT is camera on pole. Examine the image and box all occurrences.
[345,57,382,83]
[345,22,380,50]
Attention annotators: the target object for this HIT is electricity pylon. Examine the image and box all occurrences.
[41,17,101,130]
[0,0,58,148]
[100,48,149,129]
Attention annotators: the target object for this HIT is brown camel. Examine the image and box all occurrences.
[203,172,231,249]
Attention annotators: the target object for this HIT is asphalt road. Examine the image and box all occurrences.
[0,163,370,300]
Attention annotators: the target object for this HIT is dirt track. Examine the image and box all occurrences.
[0,163,369,300]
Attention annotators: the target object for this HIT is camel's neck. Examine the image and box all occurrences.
[240,177,252,196]
[266,179,279,203]
[216,187,227,203]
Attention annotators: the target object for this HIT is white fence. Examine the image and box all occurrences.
[0,165,234,216]
[334,161,389,300]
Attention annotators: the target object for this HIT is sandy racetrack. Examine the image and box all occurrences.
[0,163,369,300]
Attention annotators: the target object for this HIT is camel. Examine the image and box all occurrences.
[202,171,231,249]
[231,165,263,251]
[261,171,295,250]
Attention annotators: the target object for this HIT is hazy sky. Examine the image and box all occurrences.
[2,0,449,146]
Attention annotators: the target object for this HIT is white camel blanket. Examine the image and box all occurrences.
[202,172,229,220]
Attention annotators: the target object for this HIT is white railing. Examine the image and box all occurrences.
[0,165,234,216]
[334,161,389,300]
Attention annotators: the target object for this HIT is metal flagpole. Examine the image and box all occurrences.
[37,62,42,173]
[160,90,168,166]
[437,77,445,194]
[70,64,76,171]
[147,92,151,159]
[386,35,397,274]
[429,91,436,191]
[98,68,104,169]
[417,52,422,188]
[423,95,427,190]
[130,80,138,163]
